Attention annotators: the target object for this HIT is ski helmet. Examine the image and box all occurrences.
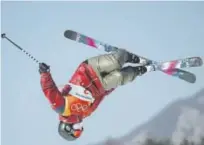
[58,121,83,141]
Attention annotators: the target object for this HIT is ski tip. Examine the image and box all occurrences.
[64,30,77,40]
[176,69,196,84]
[197,57,203,66]
[189,75,196,84]
[192,56,203,67]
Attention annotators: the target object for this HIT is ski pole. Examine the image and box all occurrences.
[1,33,40,64]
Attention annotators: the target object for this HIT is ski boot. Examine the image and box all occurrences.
[127,52,149,65]
[133,66,148,76]
[133,64,157,76]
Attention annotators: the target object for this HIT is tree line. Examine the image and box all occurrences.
[103,137,204,145]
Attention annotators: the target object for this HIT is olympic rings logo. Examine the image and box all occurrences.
[71,103,88,112]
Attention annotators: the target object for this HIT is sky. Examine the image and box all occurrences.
[1,1,204,145]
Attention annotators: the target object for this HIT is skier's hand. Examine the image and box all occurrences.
[39,63,50,74]
[61,84,72,96]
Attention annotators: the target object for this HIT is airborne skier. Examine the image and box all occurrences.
[39,48,151,141]
[2,32,202,142]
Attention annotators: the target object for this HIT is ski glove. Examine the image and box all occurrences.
[39,63,50,74]
[61,84,72,96]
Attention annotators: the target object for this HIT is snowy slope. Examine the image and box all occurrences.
[91,88,204,145]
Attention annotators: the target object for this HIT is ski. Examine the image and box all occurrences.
[126,56,203,71]
[64,30,202,83]
[155,57,203,70]
[64,30,203,68]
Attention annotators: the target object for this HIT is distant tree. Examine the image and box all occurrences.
[103,137,124,145]
[160,139,173,145]
[180,138,190,145]
[142,138,171,145]
[189,141,195,145]
[199,136,204,145]
[143,138,157,145]
[102,136,204,145]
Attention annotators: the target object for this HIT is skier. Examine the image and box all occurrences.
[39,48,151,141]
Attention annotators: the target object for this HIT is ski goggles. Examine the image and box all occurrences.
[72,122,83,138]
[59,122,83,141]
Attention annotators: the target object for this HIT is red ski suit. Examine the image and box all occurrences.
[40,62,114,124]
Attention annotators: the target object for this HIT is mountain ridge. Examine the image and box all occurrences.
[90,87,204,145]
